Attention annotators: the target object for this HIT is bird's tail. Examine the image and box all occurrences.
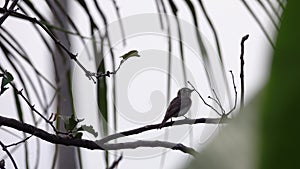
[158,119,167,129]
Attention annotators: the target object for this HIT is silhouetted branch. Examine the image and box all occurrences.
[102,140,199,157]
[188,81,222,116]
[107,153,123,169]
[0,76,68,135]
[0,0,19,26]
[208,91,225,114]
[5,135,33,148]
[98,117,229,144]
[239,34,249,112]
[0,7,121,83]
[227,70,238,115]
[0,115,206,156]
[0,141,18,169]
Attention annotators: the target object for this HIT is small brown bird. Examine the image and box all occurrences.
[159,88,194,128]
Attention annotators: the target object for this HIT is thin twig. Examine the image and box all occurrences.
[187,81,222,116]
[0,141,18,169]
[239,34,249,112]
[0,7,121,82]
[5,135,33,148]
[3,0,10,9]
[227,70,238,115]
[107,153,123,169]
[5,81,68,135]
[0,0,19,26]
[208,90,225,114]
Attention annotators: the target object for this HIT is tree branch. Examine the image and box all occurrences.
[0,140,18,169]
[98,117,229,144]
[0,7,122,82]
[0,0,19,26]
[239,34,249,112]
[108,153,123,169]
[102,140,199,157]
[0,115,228,156]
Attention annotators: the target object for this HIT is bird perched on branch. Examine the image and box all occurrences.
[159,88,194,128]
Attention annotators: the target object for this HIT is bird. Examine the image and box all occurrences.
[159,87,194,128]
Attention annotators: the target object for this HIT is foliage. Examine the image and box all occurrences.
[0,71,13,95]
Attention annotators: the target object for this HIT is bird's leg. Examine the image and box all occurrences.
[183,115,189,119]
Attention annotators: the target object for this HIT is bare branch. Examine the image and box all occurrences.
[187,81,222,116]
[8,84,67,135]
[227,70,238,115]
[0,141,18,169]
[102,140,199,157]
[0,0,19,26]
[0,7,124,82]
[5,135,33,148]
[107,153,123,169]
[98,117,228,144]
[239,34,249,112]
[0,115,228,156]
[208,89,225,114]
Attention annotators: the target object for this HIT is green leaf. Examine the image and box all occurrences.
[119,50,140,60]
[63,114,84,132]
[0,71,14,95]
[74,132,83,139]
[259,2,300,169]
[96,36,108,138]
[78,125,98,138]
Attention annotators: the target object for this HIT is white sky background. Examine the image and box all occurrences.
[0,0,278,169]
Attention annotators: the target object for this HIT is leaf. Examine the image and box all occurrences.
[96,36,108,137]
[13,89,24,122]
[119,50,140,60]
[78,125,98,138]
[259,2,300,169]
[74,132,83,139]
[63,114,84,132]
[0,71,14,95]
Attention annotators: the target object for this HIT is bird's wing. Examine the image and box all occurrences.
[163,96,181,121]
[166,97,181,117]
[159,97,192,128]
[165,97,192,118]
